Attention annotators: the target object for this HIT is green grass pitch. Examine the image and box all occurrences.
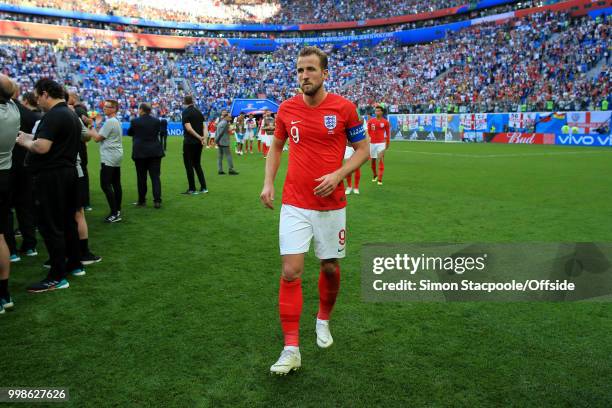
[2,138,612,407]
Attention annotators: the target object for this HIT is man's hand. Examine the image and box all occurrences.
[16,131,33,146]
[314,172,341,197]
[260,184,275,209]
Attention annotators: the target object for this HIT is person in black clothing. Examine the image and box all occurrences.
[160,117,168,151]
[68,92,92,211]
[5,90,40,261]
[127,103,164,208]
[181,95,208,195]
[16,78,83,292]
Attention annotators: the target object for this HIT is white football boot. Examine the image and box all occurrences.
[270,348,301,375]
[316,319,333,348]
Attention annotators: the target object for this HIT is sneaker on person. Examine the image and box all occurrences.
[27,278,69,293]
[22,248,38,257]
[70,267,86,277]
[372,177,377,182]
[104,213,122,223]
[345,187,352,195]
[9,254,20,263]
[270,348,301,375]
[154,202,161,209]
[43,259,51,269]
[316,319,334,348]
[0,295,13,311]
[81,252,102,265]
[353,189,360,195]
[377,181,383,186]
[228,169,239,175]
[199,188,209,194]
[181,190,196,195]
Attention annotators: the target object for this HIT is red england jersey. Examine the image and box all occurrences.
[367,117,390,144]
[275,93,366,211]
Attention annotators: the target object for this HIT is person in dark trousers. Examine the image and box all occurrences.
[160,117,168,151]
[89,99,123,223]
[0,75,20,313]
[216,111,238,175]
[68,92,92,211]
[16,78,83,292]
[6,89,40,261]
[181,95,208,194]
[127,103,164,208]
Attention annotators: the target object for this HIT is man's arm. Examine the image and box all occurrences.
[16,131,52,154]
[184,122,204,143]
[385,120,391,149]
[313,138,369,197]
[260,136,285,209]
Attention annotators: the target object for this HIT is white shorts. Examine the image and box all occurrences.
[263,134,273,147]
[236,133,245,142]
[344,146,355,160]
[244,129,256,140]
[279,204,346,259]
[209,132,216,140]
[370,143,386,159]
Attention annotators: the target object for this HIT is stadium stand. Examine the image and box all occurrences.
[2,0,470,24]
[0,10,609,120]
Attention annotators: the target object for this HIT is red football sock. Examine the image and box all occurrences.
[317,264,340,320]
[354,168,361,188]
[263,144,269,156]
[257,140,262,152]
[371,159,377,178]
[378,160,385,182]
[279,278,303,346]
[345,174,352,188]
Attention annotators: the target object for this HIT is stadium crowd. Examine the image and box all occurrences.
[5,0,470,24]
[0,12,609,121]
[0,2,529,39]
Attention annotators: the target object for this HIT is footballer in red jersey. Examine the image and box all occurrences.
[260,46,369,375]
[367,105,390,185]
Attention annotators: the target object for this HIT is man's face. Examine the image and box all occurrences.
[297,54,328,97]
[103,102,116,116]
[375,107,383,117]
[34,90,50,112]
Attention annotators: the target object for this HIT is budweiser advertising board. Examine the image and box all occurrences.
[490,133,556,145]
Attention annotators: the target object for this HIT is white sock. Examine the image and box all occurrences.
[316,318,329,326]
[284,346,299,352]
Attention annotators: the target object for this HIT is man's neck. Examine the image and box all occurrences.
[45,98,64,112]
[303,88,327,108]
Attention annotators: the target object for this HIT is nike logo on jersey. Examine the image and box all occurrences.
[291,120,301,125]
[337,247,345,253]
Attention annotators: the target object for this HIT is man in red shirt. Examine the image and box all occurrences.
[367,105,390,185]
[260,46,369,375]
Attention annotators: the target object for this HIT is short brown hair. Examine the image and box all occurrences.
[184,95,194,105]
[298,46,328,70]
[105,99,119,110]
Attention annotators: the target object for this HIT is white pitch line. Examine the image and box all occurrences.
[393,149,612,158]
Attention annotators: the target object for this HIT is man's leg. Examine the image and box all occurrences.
[112,166,122,214]
[371,158,377,180]
[134,159,148,204]
[14,168,36,252]
[378,151,385,183]
[183,144,196,191]
[191,145,207,190]
[0,185,12,310]
[100,164,117,215]
[149,158,162,204]
[217,146,224,173]
[226,147,235,172]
